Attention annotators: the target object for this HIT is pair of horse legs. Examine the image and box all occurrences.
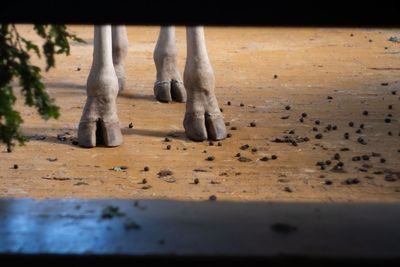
[78,25,227,148]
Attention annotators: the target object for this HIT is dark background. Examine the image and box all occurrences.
[1,1,400,26]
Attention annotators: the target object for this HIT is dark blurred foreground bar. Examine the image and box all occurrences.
[0,198,399,266]
[1,1,400,26]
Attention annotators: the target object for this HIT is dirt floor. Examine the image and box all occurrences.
[1,25,399,202]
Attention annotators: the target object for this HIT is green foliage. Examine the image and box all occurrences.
[0,24,84,151]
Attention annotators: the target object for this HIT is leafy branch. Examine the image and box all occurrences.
[0,24,84,152]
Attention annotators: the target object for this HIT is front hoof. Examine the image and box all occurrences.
[78,119,123,148]
[184,112,226,141]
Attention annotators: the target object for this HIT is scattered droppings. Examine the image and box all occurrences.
[315,120,320,125]
[47,157,58,162]
[383,173,395,183]
[380,158,386,163]
[327,96,333,100]
[230,126,237,130]
[227,101,231,106]
[315,133,323,139]
[362,155,370,161]
[349,122,354,127]
[281,115,290,120]
[206,156,215,161]
[240,144,250,150]
[209,141,214,146]
[211,180,221,184]
[194,178,199,184]
[240,103,244,107]
[249,121,256,127]
[271,155,278,160]
[141,178,148,184]
[225,122,230,126]
[142,185,152,190]
[143,166,149,172]
[301,113,307,118]
[72,140,79,146]
[235,153,241,157]
[227,133,232,138]
[251,147,258,153]
[384,118,391,123]
[334,153,340,160]
[381,82,389,86]
[283,186,292,193]
[128,122,134,128]
[166,145,171,150]
[217,142,222,147]
[274,74,278,79]
[344,178,360,185]
[157,169,173,177]
[260,156,269,161]
[325,180,333,185]
[344,132,350,139]
[285,105,291,110]
[13,164,18,169]
[357,137,367,145]
[209,195,217,201]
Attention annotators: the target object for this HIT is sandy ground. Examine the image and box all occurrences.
[0,25,399,202]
